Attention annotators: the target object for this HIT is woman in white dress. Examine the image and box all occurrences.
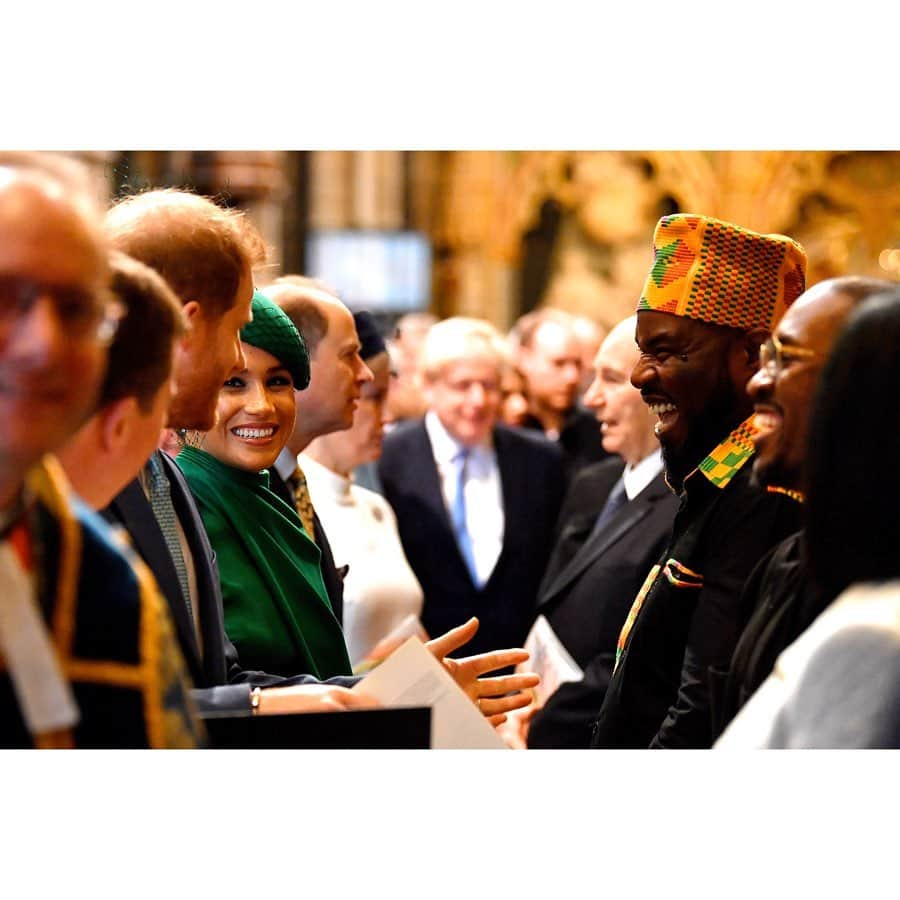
[302,312,425,668]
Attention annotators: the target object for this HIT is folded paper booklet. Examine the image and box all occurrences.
[354,636,506,749]
[520,615,584,705]
[352,614,429,675]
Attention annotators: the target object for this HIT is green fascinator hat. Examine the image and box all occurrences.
[240,290,311,390]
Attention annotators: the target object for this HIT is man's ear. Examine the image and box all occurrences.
[735,327,769,374]
[179,300,202,346]
[99,396,140,453]
[181,300,201,323]
[724,326,768,397]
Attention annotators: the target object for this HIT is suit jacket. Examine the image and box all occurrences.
[104,452,356,718]
[378,420,565,657]
[527,458,678,747]
[268,466,345,625]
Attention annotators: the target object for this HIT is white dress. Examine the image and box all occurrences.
[300,454,425,667]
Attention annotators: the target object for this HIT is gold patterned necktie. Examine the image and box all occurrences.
[289,464,317,543]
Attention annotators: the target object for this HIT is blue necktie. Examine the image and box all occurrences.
[146,453,194,626]
[588,477,628,540]
[451,448,481,587]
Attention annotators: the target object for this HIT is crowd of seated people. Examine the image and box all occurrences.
[4,149,900,749]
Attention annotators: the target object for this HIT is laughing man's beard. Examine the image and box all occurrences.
[661,379,747,493]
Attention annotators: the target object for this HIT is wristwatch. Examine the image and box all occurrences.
[250,686,262,715]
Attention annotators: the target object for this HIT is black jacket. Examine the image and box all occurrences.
[378,420,565,657]
[528,458,678,748]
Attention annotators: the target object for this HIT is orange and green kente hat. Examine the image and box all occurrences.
[637,214,807,332]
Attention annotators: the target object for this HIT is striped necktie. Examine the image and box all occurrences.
[146,453,194,625]
[289,464,317,543]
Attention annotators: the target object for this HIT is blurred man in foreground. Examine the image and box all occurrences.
[0,154,198,747]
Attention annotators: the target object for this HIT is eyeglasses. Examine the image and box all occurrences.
[759,333,819,378]
[0,276,125,346]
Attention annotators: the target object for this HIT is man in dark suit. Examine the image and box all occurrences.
[525,316,679,748]
[102,190,375,718]
[379,317,565,658]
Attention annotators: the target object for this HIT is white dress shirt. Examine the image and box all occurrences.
[274,447,300,484]
[424,412,504,587]
[622,448,664,500]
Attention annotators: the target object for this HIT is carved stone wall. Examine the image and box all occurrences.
[53,150,900,329]
[421,150,900,330]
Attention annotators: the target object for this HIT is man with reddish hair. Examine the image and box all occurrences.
[104,190,382,719]
[105,188,265,431]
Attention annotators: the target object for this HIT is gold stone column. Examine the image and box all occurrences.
[351,151,404,229]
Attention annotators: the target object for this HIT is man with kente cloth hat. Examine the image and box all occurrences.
[589,213,807,749]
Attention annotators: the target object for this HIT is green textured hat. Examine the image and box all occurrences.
[240,290,311,390]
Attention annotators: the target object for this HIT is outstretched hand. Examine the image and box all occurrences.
[424,616,481,659]
[426,617,540,726]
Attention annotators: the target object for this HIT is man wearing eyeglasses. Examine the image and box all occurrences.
[0,153,200,748]
[589,213,807,749]
[713,275,896,743]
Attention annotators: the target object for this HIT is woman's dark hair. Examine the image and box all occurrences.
[804,288,900,605]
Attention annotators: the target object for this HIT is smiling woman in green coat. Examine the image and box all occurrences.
[176,291,351,679]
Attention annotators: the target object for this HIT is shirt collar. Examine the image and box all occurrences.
[424,411,493,465]
[687,416,759,491]
[274,446,299,481]
[623,448,663,500]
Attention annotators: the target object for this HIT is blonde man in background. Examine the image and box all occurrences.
[379,317,566,658]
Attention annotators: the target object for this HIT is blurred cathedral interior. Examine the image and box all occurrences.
[71,150,900,330]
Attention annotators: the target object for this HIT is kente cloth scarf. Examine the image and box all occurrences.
[175,447,351,679]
